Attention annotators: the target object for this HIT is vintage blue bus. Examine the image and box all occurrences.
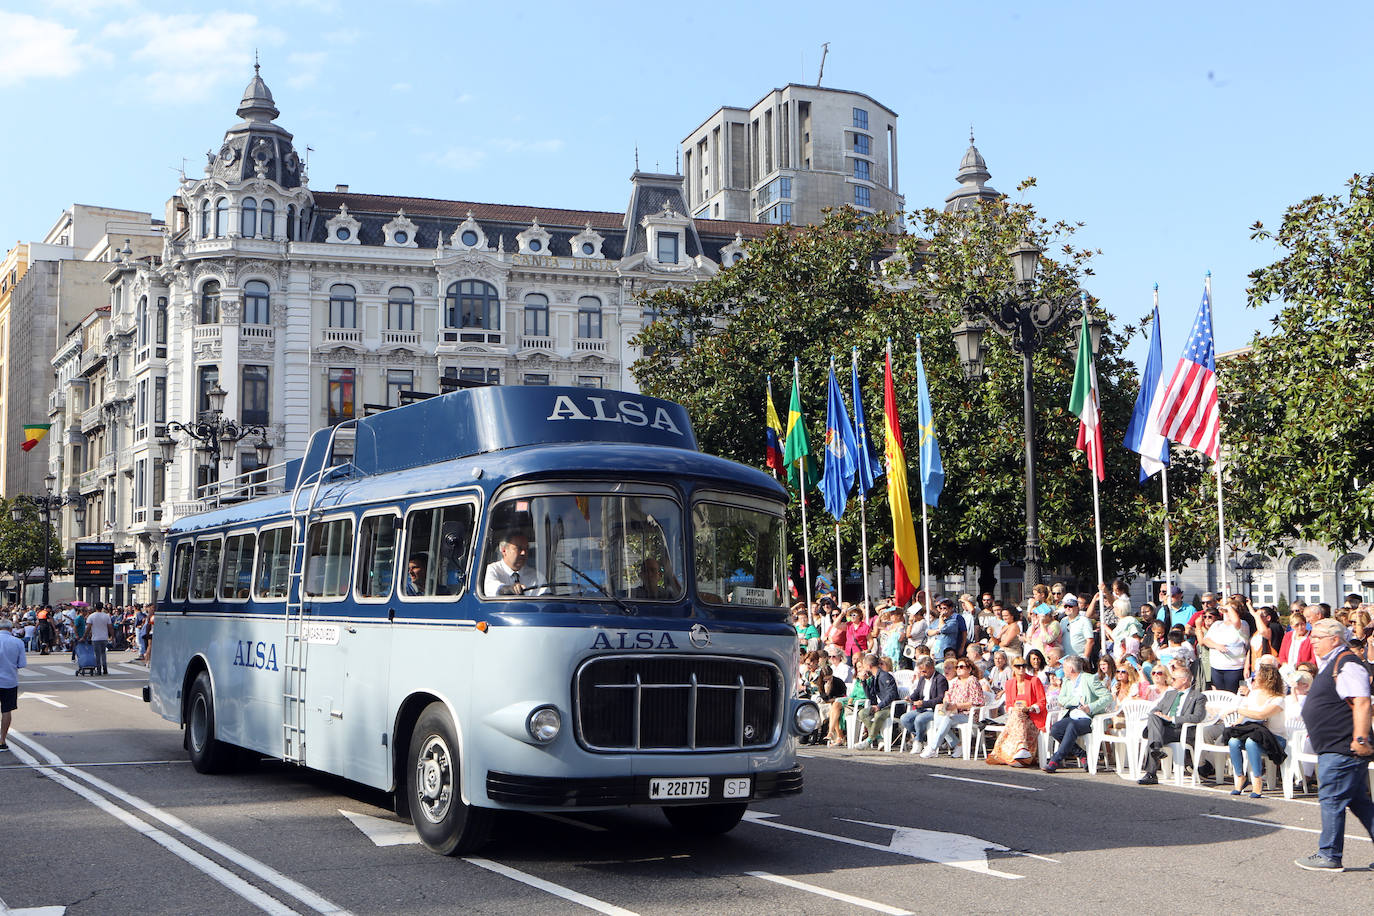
[146,386,819,853]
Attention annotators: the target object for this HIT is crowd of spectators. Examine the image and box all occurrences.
[793,581,1374,797]
[1,602,155,665]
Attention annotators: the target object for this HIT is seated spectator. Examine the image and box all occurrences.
[899,656,949,754]
[804,664,846,745]
[1137,664,1208,785]
[1025,648,1049,685]
[1224,664,1287,798]
[921,658,984,758]
[987,650,1012,693]
[856,654,900,749]
[986,656,1048,767]
[1042,655,1112,772]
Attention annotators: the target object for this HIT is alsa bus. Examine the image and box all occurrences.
[146,386,820,854]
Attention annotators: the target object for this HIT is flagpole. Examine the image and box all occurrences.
[1161,465,1174,597]
[795,359,814,613]
[1079,292,1108,655]
[853,348,873,617]
[915,336,932,607]
[1206,272,1229,597]
[835,524,844,613]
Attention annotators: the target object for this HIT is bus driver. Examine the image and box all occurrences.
[484,532,547,596]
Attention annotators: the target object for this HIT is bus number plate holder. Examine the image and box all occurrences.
[649,777,710,800]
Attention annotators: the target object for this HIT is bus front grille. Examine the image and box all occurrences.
[575,655,782,752]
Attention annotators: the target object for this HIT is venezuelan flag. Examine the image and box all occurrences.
[22,424,51,452]
[883,345,920,604]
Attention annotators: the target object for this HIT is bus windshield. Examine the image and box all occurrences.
[692,497,786,609]
[480,487,685,602]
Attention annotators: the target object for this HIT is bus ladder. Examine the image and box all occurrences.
[281,419,358,765]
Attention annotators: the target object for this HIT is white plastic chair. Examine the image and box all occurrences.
[1192,708,1242,787]
[878,672,917,751]
[1274,726,1371,800]
[1089,698,1153,778]
[1155,693,1239,786]
[844,699,870,749]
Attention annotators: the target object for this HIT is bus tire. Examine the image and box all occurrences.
[662,802,747,836]
[408,702,493,855]
[185,672,234,774]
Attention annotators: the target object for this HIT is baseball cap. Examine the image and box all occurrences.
[1061,595,1079,607]
[1170,585,1183,596]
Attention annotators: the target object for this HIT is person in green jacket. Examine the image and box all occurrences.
[1042,654,1112,772]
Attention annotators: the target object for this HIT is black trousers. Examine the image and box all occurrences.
[1142,713,1183,775]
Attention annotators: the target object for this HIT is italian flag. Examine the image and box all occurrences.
[22,424,51,452]
[1069,313,1105,481]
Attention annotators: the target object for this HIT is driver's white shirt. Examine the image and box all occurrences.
[483,559,547,596]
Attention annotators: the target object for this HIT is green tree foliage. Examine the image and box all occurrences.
[0,497,61,593]
[634,199,1216,593]
[1222,174,1374,551]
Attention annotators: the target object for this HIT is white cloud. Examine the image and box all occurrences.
[102,12,282,104]
[493,138,565,154]
[285,51,327,89]
[44,0,136,15]
[455,92,473,104]
[392,82,413,93]
[0,13,88,86]
[323,28,360,45]
[430,146,487,171]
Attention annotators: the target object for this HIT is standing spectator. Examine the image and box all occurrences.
[997,605,1024,656]
[842,606,871,667]
[86,604,113,676]
[1041,655,1112,772]
[0,619,26,751]
[1203,598,1250,692]
[1294,619,1374,872]
[1062,596,1095,661]
[929,599,967,660]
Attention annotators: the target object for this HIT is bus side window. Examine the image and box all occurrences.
[254,526,290,600]
[356,513,398,599]
[190,537,223,602]
[221,533,256,601]
[170,541,194,602]
[305,518,354,598]
[403,502,475,599]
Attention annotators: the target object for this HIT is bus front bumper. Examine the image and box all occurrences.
[485,764,803,808]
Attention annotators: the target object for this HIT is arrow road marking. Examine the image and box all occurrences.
[743,812,1055,879]
[18,693,67,709]
[338,809,420,846]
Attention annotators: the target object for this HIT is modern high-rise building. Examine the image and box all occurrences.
[680,84,902,228]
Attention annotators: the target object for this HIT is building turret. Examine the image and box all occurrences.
[943,131,1001,213]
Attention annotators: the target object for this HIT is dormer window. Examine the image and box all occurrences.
[657,233,679,265]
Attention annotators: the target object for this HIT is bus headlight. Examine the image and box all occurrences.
[793,700,821,735]
[526,706,562,743]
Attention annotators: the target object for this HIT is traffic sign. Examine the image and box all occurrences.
[74,542,115,588]
[126,570,147,584]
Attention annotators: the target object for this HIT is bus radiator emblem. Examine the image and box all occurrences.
[688,624,711,649]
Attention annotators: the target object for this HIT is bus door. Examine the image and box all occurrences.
[299,514,355,775]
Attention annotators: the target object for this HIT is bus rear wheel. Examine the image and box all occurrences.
[408,702,493,855]
[662,802,747,836]
[185,671,234,774]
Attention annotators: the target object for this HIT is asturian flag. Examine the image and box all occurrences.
[821,359,858,520]
[914,342,944,507]
[1069,307,1106,482]
[1158,284,1220,461]
[1123,302,1171,482]
[850,348,884,498]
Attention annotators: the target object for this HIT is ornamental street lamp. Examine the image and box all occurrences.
[12,472,87,607]
[954,238,1102,605]
[157,384,272,508]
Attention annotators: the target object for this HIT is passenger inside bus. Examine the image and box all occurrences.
[629,557,679,600]
[405,553,450,596]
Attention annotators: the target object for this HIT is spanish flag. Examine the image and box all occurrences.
[883,344,920,604]
[22,424,51,452]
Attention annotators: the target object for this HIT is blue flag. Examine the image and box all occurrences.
[850,348,884,497]
[915,342,944,507]
[821,359,858,520]
[1123,302,1171,482]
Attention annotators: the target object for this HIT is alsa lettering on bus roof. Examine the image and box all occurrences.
[590,631,679,650]
[232,639,280,671]
[547,395,683,435]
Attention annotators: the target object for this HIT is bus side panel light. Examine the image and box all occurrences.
[527,706,562,743]
[476,621,489,633]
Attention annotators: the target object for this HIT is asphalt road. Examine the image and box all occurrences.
[3,652,1371,916]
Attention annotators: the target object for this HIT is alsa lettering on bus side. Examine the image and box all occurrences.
[547,395,683,435]
[590,631,679,650]
[232,640,280,671]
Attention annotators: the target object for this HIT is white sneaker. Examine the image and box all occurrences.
[919,747,937,759]
[951,747,965,759]
[909,740,924,755]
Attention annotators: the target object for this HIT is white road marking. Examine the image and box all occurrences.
[1203,813,1373,843]
[747,871,912,914]
[0,899,66,915]
[534,812,609,832]
[463,857,638,916]
[12,731,353,915]
[339,809,420,846]
[0,760,187,772]
[42,666,72,675]
[743,812,1046,878]
[18,693,67,709]
[929,773,1038,792]
[5,738,302,916]
[72,679,142,700]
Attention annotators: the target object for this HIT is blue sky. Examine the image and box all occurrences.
[1,0,1367,366]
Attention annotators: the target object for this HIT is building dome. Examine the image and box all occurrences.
[944,130,1000,213]
[236,64,280,123]
[204,65,304,190]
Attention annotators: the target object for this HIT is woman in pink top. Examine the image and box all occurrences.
[843,607,871,665]
[920,660,985,758]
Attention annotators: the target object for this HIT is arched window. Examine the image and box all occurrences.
[214,198,228,237]
[387,287,414,330]
[329,284,356,328]
[523,293,548,338]
[445,280,499,330]
[577,296,602,339]
[1289,555,1323,606]
[199,280,221,325]
[259,199,275,240]
[243,280,270,324]
[137,296,149,346]
[199,200,211,238]
[240,197,257,237]
[286,204,296,241]
[1337,553,1365,602]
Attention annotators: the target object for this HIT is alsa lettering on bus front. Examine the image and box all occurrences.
[547,395,682,435]
[590,631,678,650]
[232,640,280,671]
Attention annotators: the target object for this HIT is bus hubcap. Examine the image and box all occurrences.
[415,735,453,823]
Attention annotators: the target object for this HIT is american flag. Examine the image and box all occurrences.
[1158,285,1219,460]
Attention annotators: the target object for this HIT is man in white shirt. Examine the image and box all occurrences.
[1063,596,1095,660]
[483,533,547,596]
[0,619,26,751]
[86,606,113,676]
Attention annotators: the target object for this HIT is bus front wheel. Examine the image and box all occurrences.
[408,702,493,855]
[185,671,233,774]
[662,802,747,835]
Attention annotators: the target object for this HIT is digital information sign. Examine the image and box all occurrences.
[74,542,116,588]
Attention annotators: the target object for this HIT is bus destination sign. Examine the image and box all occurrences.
[74,541,116,588]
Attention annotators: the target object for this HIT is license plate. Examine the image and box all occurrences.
[649,777,710,800]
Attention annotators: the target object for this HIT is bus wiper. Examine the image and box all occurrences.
[559,560,636,616]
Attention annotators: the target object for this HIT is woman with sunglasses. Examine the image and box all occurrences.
[986,656,1046,767]
[920,659,985,758]
[1202,598,1251,692]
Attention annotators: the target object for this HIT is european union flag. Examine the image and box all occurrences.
[915,342,944,507]
[821,359,858,520]
[851,348,884,497]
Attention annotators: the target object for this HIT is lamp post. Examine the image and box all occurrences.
[953,238,1102,605]
[12,472,87,607]
[157,384,272,508]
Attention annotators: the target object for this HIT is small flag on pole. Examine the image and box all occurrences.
[851,349,884,497]
[821,359,858,520]
[22,424,51,452]
[1158,285,1220,460]
[914,342,944,506]
[783,360,819,490]
[1123,297,1171,482]
[764,377,785,475]
[1069,302,1106,481]
[883,343,920,603]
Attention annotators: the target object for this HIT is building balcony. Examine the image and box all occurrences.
[48,389,65,415]
[164,500,212,523]
[324,328,362,346]
[382,329,420,348]
[439,329,504,347]
[98,454,116,479]
[78,468,100,492]
[520,335,555,351]
[193,325,221,343]
[575,338,608,353]
[130,506,165,531]
[81,405,104,432]
[241,325,275,342]
[79,349,105,373]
